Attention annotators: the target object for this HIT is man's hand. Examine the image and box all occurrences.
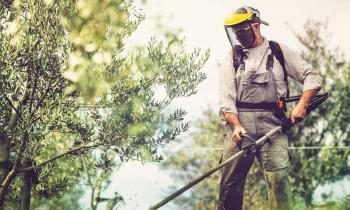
[290,102,308,125]
[290,88,320,125]
[222,112,246,144]
[231,125,246,145]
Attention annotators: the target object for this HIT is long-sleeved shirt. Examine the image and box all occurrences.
[219,38,322,119]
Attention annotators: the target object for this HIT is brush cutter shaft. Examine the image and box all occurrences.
[148,126,282,210]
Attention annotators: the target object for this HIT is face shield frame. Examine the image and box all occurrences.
[223,12,269,49]
[224,22,258,49]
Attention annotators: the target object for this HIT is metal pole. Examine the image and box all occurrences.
[148,126,282,210]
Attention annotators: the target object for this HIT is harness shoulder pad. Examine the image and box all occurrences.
[232,45,243,72]
[268,41,285,68]
[268,40,290,97]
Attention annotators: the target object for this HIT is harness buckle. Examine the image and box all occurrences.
[272,98,287,120]
[277,98,287,112]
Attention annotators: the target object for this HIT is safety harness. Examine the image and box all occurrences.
[233,41,289,116]
[232,41,328,127]
[233,41,288,94]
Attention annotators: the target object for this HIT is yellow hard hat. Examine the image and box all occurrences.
[224,6,269,27]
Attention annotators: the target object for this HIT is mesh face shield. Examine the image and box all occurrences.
[224,23,256,49]
[224,26,237,48]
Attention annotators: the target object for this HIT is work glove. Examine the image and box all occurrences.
[290,101,308,125]
[231,125,247,145]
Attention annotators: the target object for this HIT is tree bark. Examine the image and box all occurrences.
[19,161,31,210]
[0,170,17,208]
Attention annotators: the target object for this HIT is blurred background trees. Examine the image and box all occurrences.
[161,21,350,210]
[288,20,350,208]
[0,0,208,209]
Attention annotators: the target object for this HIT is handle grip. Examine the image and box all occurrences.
[281,117,293,131]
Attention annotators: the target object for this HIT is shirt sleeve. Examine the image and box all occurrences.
[280,44,322,92]
[219,51,238,120]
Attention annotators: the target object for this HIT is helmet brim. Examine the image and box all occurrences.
[224,13,253,26]
[259,20,269,26]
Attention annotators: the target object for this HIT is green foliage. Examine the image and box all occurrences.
[0,0,209,208]
[288,20,350,206]
[160,109,222,210]
[80,151,124,210]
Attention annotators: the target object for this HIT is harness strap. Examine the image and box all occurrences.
[268,41,290,98]
[266,53,274,71]
[236,101,287,120]
[236,101,275,110]
[233,45,243,71]
[239,53,246,71]
[232,41,290,97]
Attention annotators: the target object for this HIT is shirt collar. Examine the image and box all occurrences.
[242,37,268,55]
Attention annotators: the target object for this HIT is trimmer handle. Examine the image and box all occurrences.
[281,92,329,131]
[281,117,293,131]
[281,116,304,131]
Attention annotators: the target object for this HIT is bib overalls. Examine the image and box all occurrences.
[217,49,292,210]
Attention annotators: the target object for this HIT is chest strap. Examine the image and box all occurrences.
[236,100,287,120]
[232,40,290,97]
[237,101,274,110]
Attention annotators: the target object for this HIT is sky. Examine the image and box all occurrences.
[81,0,350,209]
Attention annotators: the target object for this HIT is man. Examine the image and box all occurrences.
[218,6,322,210]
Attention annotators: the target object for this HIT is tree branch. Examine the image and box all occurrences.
[0,168,17,205]
[13,132,29,170]
[81,157,93,185]
[19,142,105,173]
[4,96,23,125]
[0,132,29,206]
[34,77,53,111]
[92,171,106,210]
[29,74,38,113]
[5,77,30,132]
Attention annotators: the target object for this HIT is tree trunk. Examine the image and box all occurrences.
[19,162,31,210]
[0,131,9,164]
[0,169,17,209]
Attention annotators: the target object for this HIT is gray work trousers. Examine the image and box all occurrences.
[217,111,292,210]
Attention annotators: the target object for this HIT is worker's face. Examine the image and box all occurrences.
[229,23,259,48]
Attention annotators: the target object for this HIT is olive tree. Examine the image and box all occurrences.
[0,0,209,209]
